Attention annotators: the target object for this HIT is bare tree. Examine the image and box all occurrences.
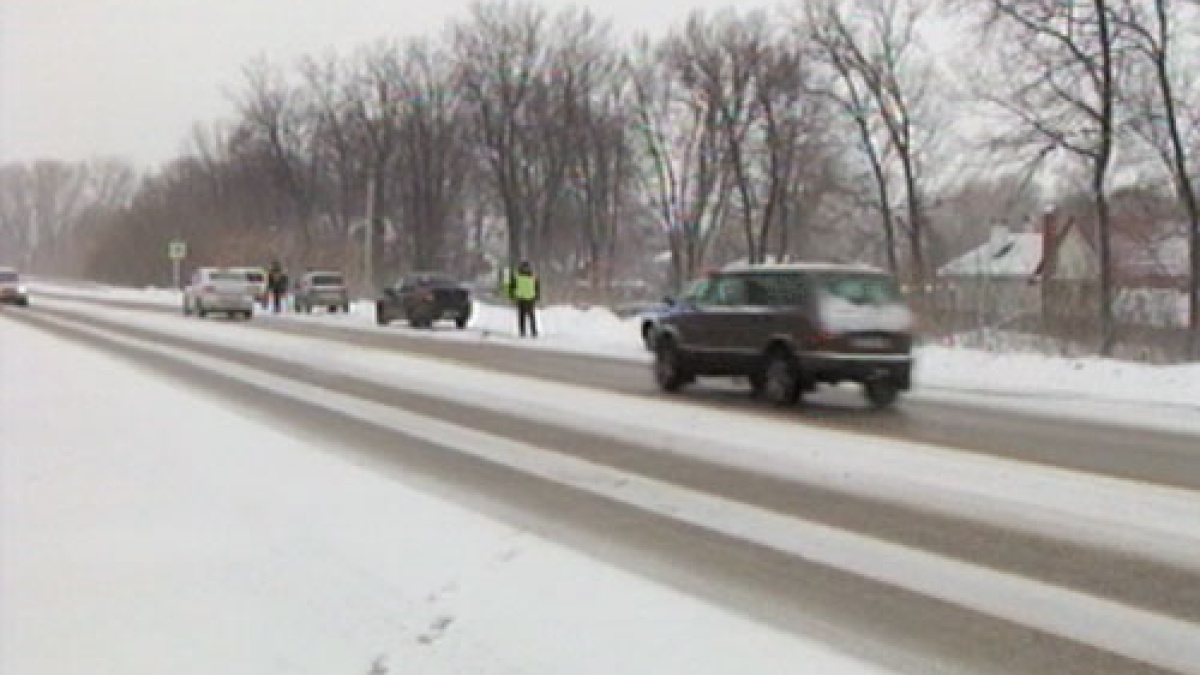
[1113,0,1200,359]
[628,30,731,291]
[232,58,320,256]
[343,42,407,289]
[809,0,936,287]
[391,39,471,272]
[964,0,1126,355]
[807,1,899,275]
[549,19,635,294]
[453,1,550,268]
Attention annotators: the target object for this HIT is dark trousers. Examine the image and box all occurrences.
[517,300,538,337]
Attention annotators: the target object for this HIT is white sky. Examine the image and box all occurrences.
[0,0,765,169]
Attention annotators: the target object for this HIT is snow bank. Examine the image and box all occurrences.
[915,345,1200,411]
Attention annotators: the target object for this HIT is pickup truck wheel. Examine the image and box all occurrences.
[456,317,468,329]
[764,350,801,407]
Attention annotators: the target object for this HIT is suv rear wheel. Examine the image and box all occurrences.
[763,350,801,407]
[654,340,691,392]
[864,379,898,409]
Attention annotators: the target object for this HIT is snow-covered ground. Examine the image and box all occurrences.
[26,280,1200,433]
[7,290,1200,673]
[0,317,889,675]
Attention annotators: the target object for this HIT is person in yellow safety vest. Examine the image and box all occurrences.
[507,260,540,338]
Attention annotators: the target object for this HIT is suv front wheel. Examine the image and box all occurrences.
[654,340,691,392]
[763,350,801,407]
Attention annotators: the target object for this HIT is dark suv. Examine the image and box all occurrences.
[376,272,472,329]
[653,264,914,408]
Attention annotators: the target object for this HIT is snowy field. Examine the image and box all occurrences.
[0,317,890,675]
[26,279,1200,433]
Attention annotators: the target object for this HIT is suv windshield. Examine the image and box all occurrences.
[0,271,18,283]
[311,274,344,286]
[210,272,247,283]
[812,272,901,305]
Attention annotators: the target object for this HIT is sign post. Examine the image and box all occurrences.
[168,240,187,289]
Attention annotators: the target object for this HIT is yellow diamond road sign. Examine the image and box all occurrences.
[168,241,187,260]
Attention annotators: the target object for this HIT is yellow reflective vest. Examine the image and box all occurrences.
[512,273,538,301]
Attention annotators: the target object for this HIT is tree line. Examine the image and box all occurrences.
[1,0,1197,358]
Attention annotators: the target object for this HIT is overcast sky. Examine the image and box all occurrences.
[1,0,779,169]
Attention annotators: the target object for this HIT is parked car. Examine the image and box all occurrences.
[233,267,269,306]
[183,267,256,319]
[652,263,914,408]
[0,267,29,307]
[376,272,472,329]
[294,271,350,313]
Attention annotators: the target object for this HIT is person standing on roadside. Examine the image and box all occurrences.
[267,261,289,314]
[507,260,540,338]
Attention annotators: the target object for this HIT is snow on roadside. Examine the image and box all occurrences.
[915,346,1200,412]
[26,279,1198,414]
[0,317,888,675]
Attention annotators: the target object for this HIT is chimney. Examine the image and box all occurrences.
[1037,208,1058,281]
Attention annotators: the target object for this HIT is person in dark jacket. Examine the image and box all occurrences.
[267,261,289,314]
[507,261,540,338]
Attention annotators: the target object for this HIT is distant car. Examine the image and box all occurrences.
[652,263,914,409]
[0,267,30,307]
[183,267,256,319]
[233,267,269,306]
[376,272,472,329]
[294,271,350,313]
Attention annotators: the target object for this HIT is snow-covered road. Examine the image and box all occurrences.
[3,290,1199,674]
[1,316,889,675]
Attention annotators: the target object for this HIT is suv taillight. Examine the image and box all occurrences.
[809,329,837,348]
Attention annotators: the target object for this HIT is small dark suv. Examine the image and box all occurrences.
[653,264,914,408]
[376,272,472,329]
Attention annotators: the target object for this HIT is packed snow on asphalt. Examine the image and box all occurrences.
[0,317,891,675]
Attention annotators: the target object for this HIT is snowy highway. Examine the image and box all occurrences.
[4,293,1200,674]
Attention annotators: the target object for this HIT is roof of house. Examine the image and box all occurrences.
[938,231,1045,278]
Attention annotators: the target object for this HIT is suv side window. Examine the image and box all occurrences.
[755,273,806,306]
[704,276,748,307]
[680,277,711,304]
